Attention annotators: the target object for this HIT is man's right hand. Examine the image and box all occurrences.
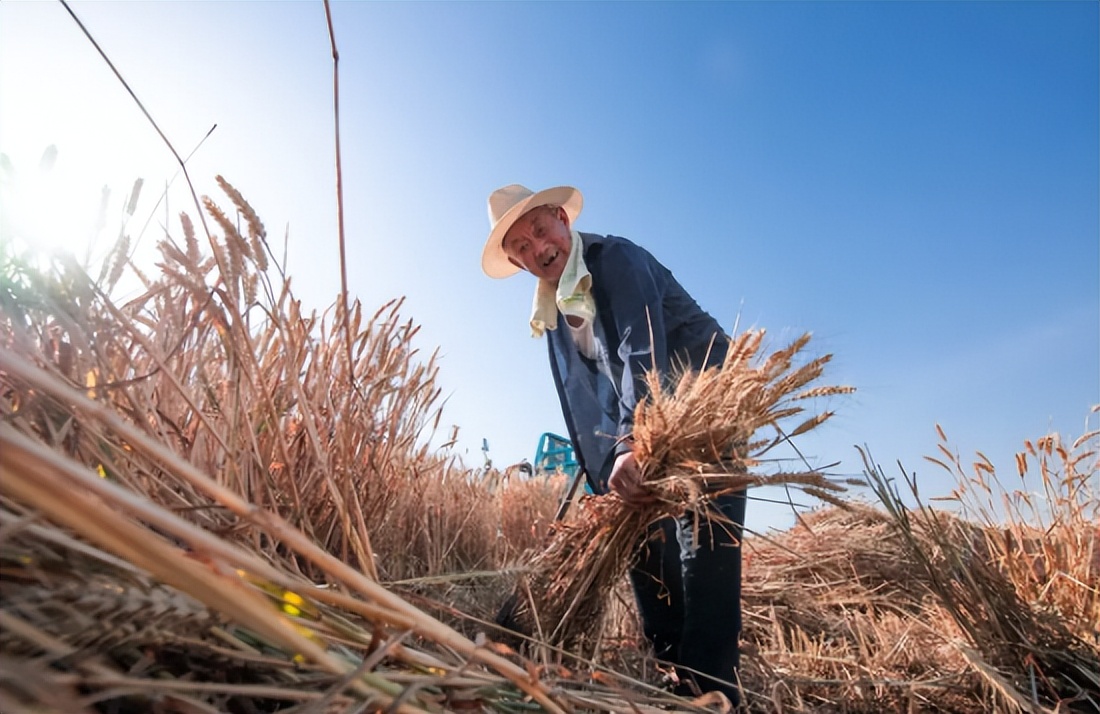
[608,451,655,508]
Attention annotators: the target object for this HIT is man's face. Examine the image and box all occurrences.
[502,205,572,284]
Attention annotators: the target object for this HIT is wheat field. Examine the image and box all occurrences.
[0,182,1097,713]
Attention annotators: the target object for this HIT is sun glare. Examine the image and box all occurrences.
[0,145,145,269]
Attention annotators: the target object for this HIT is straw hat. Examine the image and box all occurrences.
[482,184,583,278]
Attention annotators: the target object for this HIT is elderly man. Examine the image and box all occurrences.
[482,184,747,703]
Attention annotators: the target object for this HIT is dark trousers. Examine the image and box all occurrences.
[628,491,746,703]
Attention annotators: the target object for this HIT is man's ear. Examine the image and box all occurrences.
[558,206,571,230]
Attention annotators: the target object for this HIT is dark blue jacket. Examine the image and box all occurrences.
[547,233,728,493]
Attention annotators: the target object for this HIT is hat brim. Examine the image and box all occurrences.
[481,186,583,279]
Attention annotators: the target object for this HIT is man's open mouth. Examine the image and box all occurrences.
[541,251,559,268]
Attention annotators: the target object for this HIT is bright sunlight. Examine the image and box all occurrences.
[0,145,146,269]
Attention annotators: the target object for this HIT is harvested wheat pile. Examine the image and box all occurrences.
[733,448,1099,713]
[737,504,976,712]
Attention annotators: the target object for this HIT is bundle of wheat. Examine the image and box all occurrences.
[500,330,856,657]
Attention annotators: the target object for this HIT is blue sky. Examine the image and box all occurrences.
[2,1,1096,532]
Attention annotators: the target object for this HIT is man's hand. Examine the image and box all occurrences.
[607,451,655,507]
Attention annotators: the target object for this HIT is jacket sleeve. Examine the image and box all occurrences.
[594,242,670,453]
